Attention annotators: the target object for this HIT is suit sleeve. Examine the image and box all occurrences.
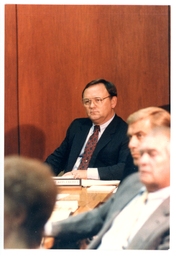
[51,173,141,249]
[98,153,137,180]
[95,116,137,180]
[44,120,77,175]
[51,194,114,244]
[97,138,137,180]
[120,154,138,183]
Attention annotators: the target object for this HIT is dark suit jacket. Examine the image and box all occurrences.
[52,173,170,250]
[45,115,137,180]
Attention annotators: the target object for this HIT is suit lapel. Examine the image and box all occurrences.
[67,120,92,168]
[91,115,118,158]
[68,115,123,169]
[108,173,143,218]
[88,173,143,249]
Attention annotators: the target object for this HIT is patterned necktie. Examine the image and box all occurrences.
[78,125,100,170]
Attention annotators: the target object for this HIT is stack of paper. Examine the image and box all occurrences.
[87,185,117,193]
[54,201,78,212]
[48,201,78,222]
[56,193,80,201]
[52,176,120,188]
[81,179,120,187]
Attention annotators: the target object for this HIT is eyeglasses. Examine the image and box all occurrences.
[82,96,111,106]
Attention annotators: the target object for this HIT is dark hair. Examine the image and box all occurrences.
[82,78,118,98]
[4,155,57,248]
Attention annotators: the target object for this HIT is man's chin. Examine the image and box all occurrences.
[133,158,139,166]
[139,171,151,182]
[88,115,100,122]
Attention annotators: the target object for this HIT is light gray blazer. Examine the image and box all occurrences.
[52,172,170,250]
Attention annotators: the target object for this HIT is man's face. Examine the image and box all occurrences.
[83,83,117,125]
[127,118,152,165]
[138,133,170,192]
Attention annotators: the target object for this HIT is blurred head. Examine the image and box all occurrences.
[4,155,57,249]
[82,78,117,125]
[138,126,170,192]
[127,107,170,165]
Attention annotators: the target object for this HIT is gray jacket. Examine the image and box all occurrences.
[52,173,170,250]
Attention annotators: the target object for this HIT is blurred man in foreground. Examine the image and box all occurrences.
[95,126,170,249]
[4,155,57,249]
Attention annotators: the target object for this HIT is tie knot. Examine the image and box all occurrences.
[141,190,148,204]
[94,125,100,132]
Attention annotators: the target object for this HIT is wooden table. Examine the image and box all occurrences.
[58,185,114,214]
[42,185,116,249]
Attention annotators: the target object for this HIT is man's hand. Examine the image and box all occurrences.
[63,170,87,179]
[72,170,87,179]
[62,172,73,178]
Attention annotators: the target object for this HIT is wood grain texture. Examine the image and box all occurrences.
[5,5,170,159]
[5,5,19,155]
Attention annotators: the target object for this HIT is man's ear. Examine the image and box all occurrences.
[111,96,117,108]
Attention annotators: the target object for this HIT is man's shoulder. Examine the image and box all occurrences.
[68,118,92,130]
[118,172,142,191]
[125,172,140,183]
[113,114,128,128]
[71,118,91,125]
[70,115,126,125]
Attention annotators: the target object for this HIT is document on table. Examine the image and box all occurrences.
[47,201,78,222]
[82,179,120,187]
[87,185,117,193]
[52,176,120,188]
[56,194,70,200]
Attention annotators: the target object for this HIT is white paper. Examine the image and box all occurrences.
[47,201,78,223]
[56,194,70,200]
[55,200,78,212]
[87,185,116,193]
[82,179,120,187]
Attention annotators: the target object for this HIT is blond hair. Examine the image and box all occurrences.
[127,106,170,128]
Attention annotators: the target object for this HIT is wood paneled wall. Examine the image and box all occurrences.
[5,5,19,155]
[5,4,170,160]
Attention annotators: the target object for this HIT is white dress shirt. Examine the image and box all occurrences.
[98,186,170,250]
[73,115,115,179]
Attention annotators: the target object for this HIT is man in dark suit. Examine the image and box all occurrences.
[45,78,136,180]
[45,126,170,250]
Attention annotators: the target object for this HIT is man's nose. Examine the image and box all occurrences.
[128,136,139,148]
[89,100,96,107]
[139,152,149,165]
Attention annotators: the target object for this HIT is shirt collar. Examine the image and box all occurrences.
[140,186,170,201]
[93,114,115,133]
[147,186,170,201]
